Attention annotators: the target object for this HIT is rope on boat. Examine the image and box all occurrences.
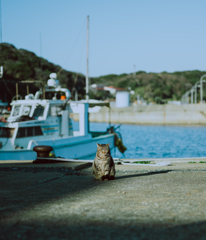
[108,125,127,154]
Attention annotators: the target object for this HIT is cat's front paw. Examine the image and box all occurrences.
[109,175,115,180]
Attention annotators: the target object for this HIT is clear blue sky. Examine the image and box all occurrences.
[1,0,206,77]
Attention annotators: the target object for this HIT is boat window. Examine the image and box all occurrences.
[17,127,25,138]
[45,92,54,100]
[57,91,65,99]
[16,126,43,138]
[27,127,33,137]
[45,91,66,100]
[33,105,45,117]
[12,105,21,116]
[0,127,15,138]
[34,126,43,135]
[22,105,31,116]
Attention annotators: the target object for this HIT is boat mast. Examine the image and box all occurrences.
[86,15,89,101]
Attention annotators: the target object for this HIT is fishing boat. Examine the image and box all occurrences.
[0,73,115,160]
[0,17,126,161]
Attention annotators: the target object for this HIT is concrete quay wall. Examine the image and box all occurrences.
[87,104,206,125]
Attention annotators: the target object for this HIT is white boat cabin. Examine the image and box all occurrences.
[0,98,90,150]
[0,73,90,151]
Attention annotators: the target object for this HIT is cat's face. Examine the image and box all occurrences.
[96,143,111,157]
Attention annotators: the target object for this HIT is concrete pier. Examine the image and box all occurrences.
[1,158,206,239]
[85,104,206,125]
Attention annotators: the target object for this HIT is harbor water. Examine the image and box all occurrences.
[83,122,206,159]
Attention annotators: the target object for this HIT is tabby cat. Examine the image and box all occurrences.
[92,143,115,181]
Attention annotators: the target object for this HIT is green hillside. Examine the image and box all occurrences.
[0,43,86,103]
[0,42,206,104]
[91,70,206,103]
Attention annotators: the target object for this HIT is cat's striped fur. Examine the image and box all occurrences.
[92,143,115,181]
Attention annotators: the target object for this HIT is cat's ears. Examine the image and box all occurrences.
[96,143,110,147]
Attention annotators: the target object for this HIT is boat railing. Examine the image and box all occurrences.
[27,139,38,149]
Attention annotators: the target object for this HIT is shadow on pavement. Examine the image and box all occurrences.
[115,170,171,180]
[1,220,206,240]
[1,169,206,239]
[0,171,95,218]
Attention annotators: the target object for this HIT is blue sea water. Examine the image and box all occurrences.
[86,122,206,159]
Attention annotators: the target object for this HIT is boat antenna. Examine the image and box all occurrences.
[86,15,89,101]
[40,32,42,70]
[0,3,13,98]
[0,0,3,78]
[0,0,2,44]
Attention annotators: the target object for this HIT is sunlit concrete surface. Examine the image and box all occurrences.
[1,161,206,239]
